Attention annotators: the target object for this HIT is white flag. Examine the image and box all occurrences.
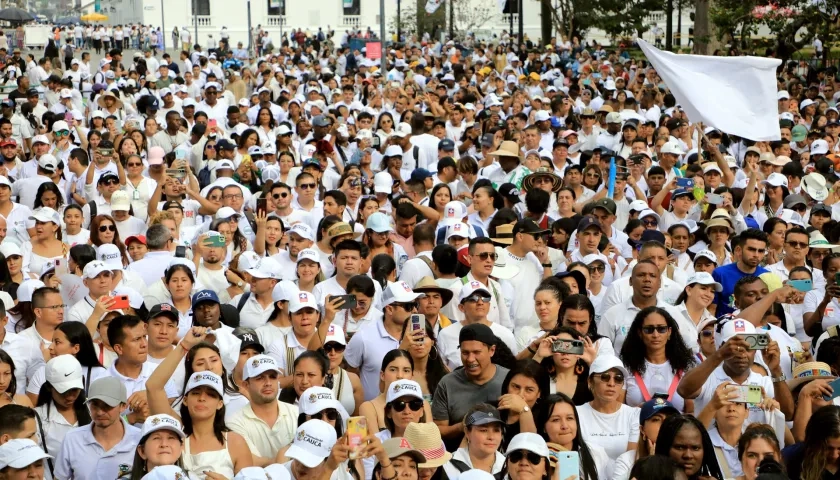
[425,0,443,13]
[637,40,782,141]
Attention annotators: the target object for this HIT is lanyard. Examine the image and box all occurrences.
[633,369,682,402]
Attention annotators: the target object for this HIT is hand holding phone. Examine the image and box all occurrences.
[108,294,130,311]
[676,177,695,188]
[788,279,813,292]
[347,417,367,459]
[732,385,762,404]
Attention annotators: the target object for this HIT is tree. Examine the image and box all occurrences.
[539,0,664,43]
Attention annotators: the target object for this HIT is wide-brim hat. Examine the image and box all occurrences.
[412,276,454,307]
[704,217,734,235]
[490,223,515,245]
[787,361,835,389]
[403,422,452,468]
[97,90,123,109]
[522,168,562,193]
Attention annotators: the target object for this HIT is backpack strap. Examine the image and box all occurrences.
[236,292,251,312]
[460,276,500,301]
[448,459,471,473]
[713,445,733,479]
[34,410,55,476]
[285,334,296,376]
[418,255,436,279]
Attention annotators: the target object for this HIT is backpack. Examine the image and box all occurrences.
[197,163,212,189]
[63,43,73,58]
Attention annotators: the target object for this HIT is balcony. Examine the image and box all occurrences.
[500,13,519,26]
[193,15,212,26]
[267,15,286,27]
[341,15,361,28]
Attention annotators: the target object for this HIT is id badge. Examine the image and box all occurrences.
[133,190,140,200]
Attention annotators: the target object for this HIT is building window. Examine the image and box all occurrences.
[267,0,285,15]
[194,0,210,16]
[342,0,360,16]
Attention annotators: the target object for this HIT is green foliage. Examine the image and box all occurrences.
[549,0,664,41]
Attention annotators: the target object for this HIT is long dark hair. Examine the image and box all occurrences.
[180,343,238,397]
[654,414,723,480]
[558,294,603,341]
[0,350,17,395]
[398,321,447,396]
[55,322,104,369]
[279,350,329,404]
[619,306,695,375]
[628,455,682,480]
[803,405,840,480]
[180,386,228,444]
[371,253,396,289]
[35,381,92,428]
[538,393,600,480]
[539,326,588,377]
[34,182,65,211]
[501,359,548,420]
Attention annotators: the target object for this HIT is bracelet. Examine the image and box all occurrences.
[528,344,537,354]
[180,343,190,353]
[380,462,392,469]
[542,263,552,268]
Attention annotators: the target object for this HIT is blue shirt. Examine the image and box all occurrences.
[712,262,768,316]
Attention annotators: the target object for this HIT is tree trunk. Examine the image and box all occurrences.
[692,0,721,54]
[540,0,552,45]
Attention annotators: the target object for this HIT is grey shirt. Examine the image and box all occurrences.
[432,365,509,448]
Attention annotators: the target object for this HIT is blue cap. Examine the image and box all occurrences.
[640,397,679,422]
[302,159,323,171]
[410,168,433,182]
[577,216,601,232]
[365,212,392,233]
[147,97,159,109]
[672,188,693,200]
[641,229,666,243]
[438,139,455,151]
[550,117,562,128]
[215,139,236,151]
[192,289,220,306]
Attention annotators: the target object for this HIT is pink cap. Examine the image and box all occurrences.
[148,146,165,165]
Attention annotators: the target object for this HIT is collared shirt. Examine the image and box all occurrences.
[67,295,98,325]
[1,330,43,395]
[440,272,512,330]
[125,250,175,286]
[267,331,308,375]
[228,292,274,329]
[35,401,78,458]
[344,318,400,401]
[54,419,142,480]
[398,251,434,288]
[2,201,33,246]
[105,360,156,399]
[600,272,685,313]
[766,260,826,292]
[227,400,298,460]
[599,298,699,353]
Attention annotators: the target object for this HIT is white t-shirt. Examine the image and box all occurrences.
[625,360,686,412]
[693,364,775,425]
[576,402,640,459]
[504,249,543,329]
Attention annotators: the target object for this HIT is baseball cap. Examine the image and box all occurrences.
[289,290,319,313]
[382,281,423,306]
[140,414,185,440]
[125,235,147,246]
[410,168,434,183]
[385,380,424,403]
[694,249,718,264]
[288,223,315,241]
[373,171,393,194]
[446,223,471,242]
[716,318,756,348]
[15,280,44,302]
[812,139,830,155]
[37,154,58,173]
[589,354,629,377]
[31,134,49,146]
[94,244,122,271]
[85,376,127,407]
[83,260,111,279]
[216,139,236,151]
[215,206,239,220]
[459,279,492,304]
[147,303,180,323]
[185,371,224,396]
[507,432,550,459]
[686,272,722,292]
[243,354,281,380]
[246,257,281,280]
[285,419,338,468]
[440,201,468,226]
[591,198,617,216]
[459,322,496,347]
[365,212,392,233]
[98,172,119,185]
[0,439,51,471]
[192,289,220,307]
[439,139,455,152]
[464,406,505,427]
[577,216,602,233]
[29,207,60,225]
[299,386,343,416]
[324,324,346,346]
[762,172,789,188]
[234,327,265,353]
[148,146,165,165]
[110,190,131,211]
[46,355,83,393]
[513,218,548,237]
[640,397,679,422]
[0,138,15,148]
[296,248,320,265]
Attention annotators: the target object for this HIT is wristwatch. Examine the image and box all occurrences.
[522,406,530,413]
[237,281,244,288]
[771,374,786,383]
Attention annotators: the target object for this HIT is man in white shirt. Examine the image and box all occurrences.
[505,219,552,330]
[229,257,281,329]
[67,260,115,325]
[125,224,174,286]
[601,237,686,312]
[104,314,154,424]
[274,223,314,281]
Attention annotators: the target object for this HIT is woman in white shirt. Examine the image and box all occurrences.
[620,306,696,413]
[540,393,609,480]
[122,153,157,223]
[33,355,91,459]
[442,404,505,480]
[22,207,66,277]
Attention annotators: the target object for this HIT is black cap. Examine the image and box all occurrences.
[577,216,602,232]
[465,407,505,427]
[459,323,497,347]
[480,133,495,148]
[233,327,265,353]
[147,303,179,322]
[591,198,617,215]
[513,218,548,236]
[26,88,38,97]
[98,172,119,184]
[98,140,114,149]
[812,203,832,216]
[498,183,521,203]
[641,229,666,243]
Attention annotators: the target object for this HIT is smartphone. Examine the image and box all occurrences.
[97,148,114,157]
[409,314,426,339]
[738,333,770,350]
[670,248,680,258]
[789,279,813,292]
[705,193,724,204]
[166,168,186,179]
[835,272,840,286]
[206,235,226,248]
[333,294,357,310]
[347,416,367,459]
[54,258,68,276]
[175,246,186,258]
[732,385,762,404]
[108,294,130,310]
[64,111,73,123]
[337,116,345,124]
[372,136,381,148]
[208,119,217,129]
[676,177,695,188]
[175,148,187,160]
[555,451,580,480]
[256,197,268,216]
[823,377,840,401]
[552,338,584,355]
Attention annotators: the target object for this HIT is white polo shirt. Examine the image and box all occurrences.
[35,401,78,457]
[54,419,142,480]
[256,322,291,350]
[311,276,384,312]
[67,295,98,324]
[105,360,156,398]
[600,273,685,313]
[125,250,174,286]
[2,201,33,246]
[598,299,699,353]
[228,292,274,329]
[344,318,400,401]
[227,400,298,460]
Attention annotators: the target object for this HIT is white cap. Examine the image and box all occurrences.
[83,260,111,279]
[445,223,471,242]
[215,160,235,171]
[383,145,403,157]
[248,146,263,156]
[811,139,830,155]
[31,135,49,145]
[534,110,550,122]
[243,354,281,380]
[264,465,292,480]
[779,209,804,227]
[581,253,609,265]
[392,122,412,138]
[96,243,123,270]
[324,324,346,346]
[245,257,281,280]
[15,280,44,302]
[29,207,60,225]
[288,223,315,242]
[37,154,58,173]
[285,419,338,468]
[686,272,722,292]
[660,140,685,155]
[459,279,492,303]
[233,467,273,480]
[385,379,424,403]
[762,172,789,188]
[110,190,131,211]
[46,355,83,393]
[299,386,342,416]
[588,354,629,377]
[185,371,224,396]
[215,206,239,220]
[382,281,423,306]
[638,209,660,222]
[627,200,648,213]
[277,124,293,136]
[140,414,185,439]
[272,280,299,303]
[0,243,21,258]
[289,290,319,313]
[440,201,468,226]
[374,171,393,194]
[716,318,756,348]
[234,251,260,272]
[59,89,73,99]
[777,90,790,100]
[296,248,320,265]
[141,465,189,480]
[0,439,52,471]
[694,249,718,264]
[703,163,722,174]
[506,432,550,459]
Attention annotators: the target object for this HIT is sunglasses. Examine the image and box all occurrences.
[310,408,339,421]
[299,183,317,190]
[323,342,346,353]
[392,302,417,311]
[273,192,289,199]
[786,241,808,249]
[596,373,625,384]
[391,399,424,412]
[99,225,116,232]
[642,219,658,226]
[508,450,542,465]
[55,130,70,137]
[587,264,606,273]
[126,162,143,167]
[474,252,498,261]
[701,330,714,338]
[463,294,491,304]
[642,326,670,335]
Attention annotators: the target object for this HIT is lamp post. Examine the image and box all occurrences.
[379,0,386,72]
[160,0,165,51]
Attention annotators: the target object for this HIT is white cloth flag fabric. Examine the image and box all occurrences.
[637,39,782,141]
[425,0,443,13]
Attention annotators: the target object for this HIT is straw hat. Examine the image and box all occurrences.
[522,167,562,193]
[490,223,515,245]
[96,90,123,109]
[787,361,835,389]
[704,217,734,235]
[489,141,521,159]
[412,276,454,307]
[403,422,452,468]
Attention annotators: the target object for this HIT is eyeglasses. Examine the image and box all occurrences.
[38,304,66,310]
[786,241,809,249]
[323,342,346,353]
[791,205,807,212]
[299,183,317,190]
[463,294,491,304]
[596,372,625,384]
[587,264,606,273]
[126,160,144,167]
[474,252,498,261]
[585,172,601,178]
[100,179,119,186]
[99,225,116,232]
[390,399,424,412]
[392,301,417,311]
[205,90,218,95]
[310,408,339,421]
[55,130,70,137]
[223,194,243,200]
[272,192,289,199]
[508,450,542,465]
[642,325,670,335]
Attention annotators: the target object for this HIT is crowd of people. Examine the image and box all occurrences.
[0,23,830,480]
